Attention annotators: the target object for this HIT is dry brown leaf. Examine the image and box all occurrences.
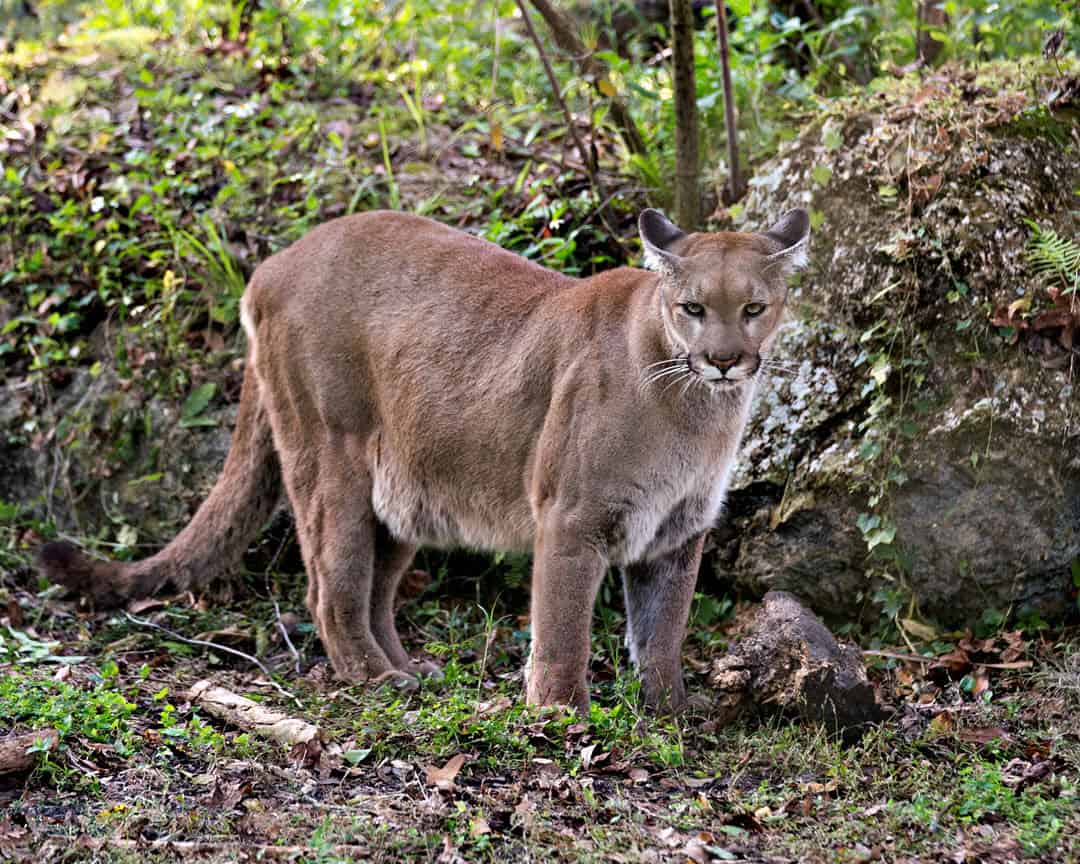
[929,711,954,734]
[127,597,166,615]
[958,726,1007,745]
[933,647,971,675]
[475,697,512,717]
[900,617,937,642]
[801,779,838,795]
[1000,631,1026,663]
[971,668,991,698]
[682,839,709,864]
[425,754,466,792]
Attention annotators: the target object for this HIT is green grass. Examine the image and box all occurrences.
[1,580,1077,860]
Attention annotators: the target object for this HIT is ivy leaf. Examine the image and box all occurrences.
[864,522,897,551]
[344,748,372,766]
[870,356,891,387]
[856,512,881,535]
[180,382,217,428]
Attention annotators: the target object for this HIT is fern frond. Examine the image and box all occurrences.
[1026,220,1080,293]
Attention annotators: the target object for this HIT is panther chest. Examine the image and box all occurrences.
[608,467,733,566]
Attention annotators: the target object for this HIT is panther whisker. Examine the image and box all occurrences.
[639,367,683,385]
[658,371,694,397]
[641,357,687,371]
[639,366,689,391]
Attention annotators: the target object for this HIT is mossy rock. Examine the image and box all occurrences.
[715,60,1080,628]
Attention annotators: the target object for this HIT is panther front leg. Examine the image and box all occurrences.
[622,534,705,713]
[525,513,608,714]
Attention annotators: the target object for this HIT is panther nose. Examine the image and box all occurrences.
[707,352,742,371]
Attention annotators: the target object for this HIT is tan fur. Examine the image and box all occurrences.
[40,207,809,713]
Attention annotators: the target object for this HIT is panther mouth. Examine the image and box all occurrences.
[688,356,761,386]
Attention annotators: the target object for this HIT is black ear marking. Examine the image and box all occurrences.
[639,209,687,252]
[763,208,810,271]
[638,209,688,272]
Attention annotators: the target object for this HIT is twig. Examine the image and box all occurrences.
[514,0,604,201]
[263,527,303,677]
[101,840,371,858]
[864,649,1034,670]
[490,0,500,105]
[273,596,302,677]
[124,612,301,706]
[864,650,933,664]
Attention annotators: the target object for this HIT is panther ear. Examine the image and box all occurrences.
[638,209,688,274]
[763,208,810,272]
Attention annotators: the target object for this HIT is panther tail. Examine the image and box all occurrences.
[39,357,281,606]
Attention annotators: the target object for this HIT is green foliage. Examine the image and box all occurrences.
[0,627,88,665]
[180,381,218,428]
[951,764,1073,856]
[1026,220,1080,293]
[0,668,138,757]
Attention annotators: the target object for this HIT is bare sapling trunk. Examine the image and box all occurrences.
[669,0,700,228]
[917,1,948,65]
[515,0,603,198]
[525,0,647,157]
[715,0,746,204]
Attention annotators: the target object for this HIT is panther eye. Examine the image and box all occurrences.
[681,302,705,318]
[744,302,767,318]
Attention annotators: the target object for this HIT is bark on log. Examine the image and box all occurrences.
[709,592,884,738]
[669,0,700,228]
[0,729,58,775]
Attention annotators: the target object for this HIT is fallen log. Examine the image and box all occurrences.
[0,730,58,775]
[710,591,885,738]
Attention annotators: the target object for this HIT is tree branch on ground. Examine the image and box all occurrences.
[187,680,331,750]
[0,730,57,775]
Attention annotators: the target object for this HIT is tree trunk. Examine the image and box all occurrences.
[715,1,746,204]
[668,0,700,228]
[917,1,947,65]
